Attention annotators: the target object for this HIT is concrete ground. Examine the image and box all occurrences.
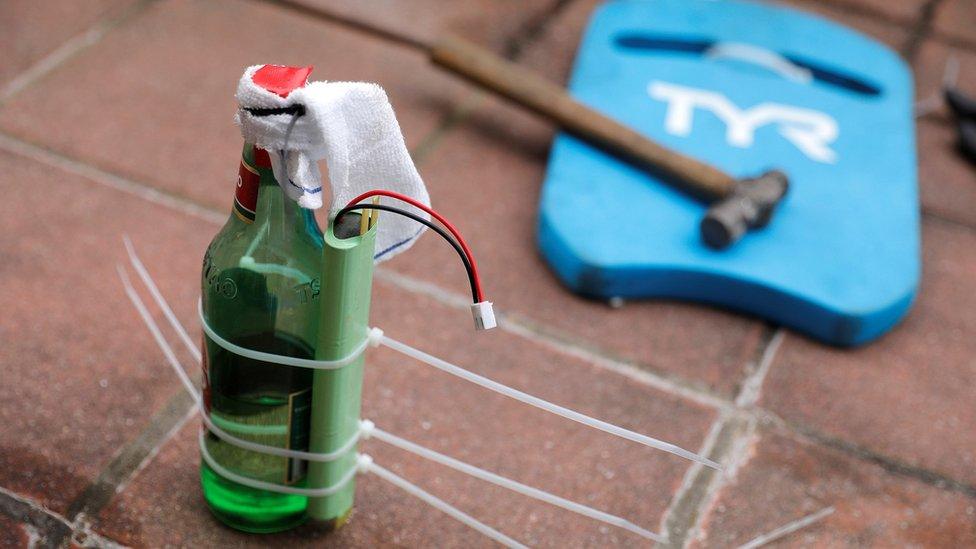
[1,0,975,546]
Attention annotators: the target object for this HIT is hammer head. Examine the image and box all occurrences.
[699,170,789,249]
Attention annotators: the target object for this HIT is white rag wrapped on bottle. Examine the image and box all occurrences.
[235,65,430,261]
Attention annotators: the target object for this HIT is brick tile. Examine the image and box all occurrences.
[0,0,133,88]
[781,0,911,50]
[94,279,718,546]
[918,119,976,227]
[933,0,976,47]
[819,0,927,24]
[0,514,31,548]
[761,219,976,485]
[913,39,976,121]
[0,150,214,513]
[515,0,599,85]
[693,426,976,547]
[292,0,556,54]
[0,0,468,212]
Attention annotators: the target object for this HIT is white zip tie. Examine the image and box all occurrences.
[118,265,203,407]
[737,506,835,549]
[197,429,358,497]
[198,300,368,370]
[123,235,202,362]
[119,264,362,463]
[361,458,528,549]
[377,334,722,470]
[363,422,665,543]
[119,238,709,546]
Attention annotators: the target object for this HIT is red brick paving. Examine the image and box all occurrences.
[933,0,976,47]
[0,514,30,548]
[914,39,976,122]
[821,0,929,24]
[0,0,468,212]
[917,119,976,227]
[291,0,558,53]
[692,426,976,548]
[780,0,912,50]
[0,149,211,513]
[0,0,134,88]
[761,219,976,485]
[94,279,716,546]
[2,0,976,546]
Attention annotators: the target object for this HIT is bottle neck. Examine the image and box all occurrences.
[233,144,319,237]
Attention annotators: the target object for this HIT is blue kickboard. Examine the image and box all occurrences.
[538,0,919,347]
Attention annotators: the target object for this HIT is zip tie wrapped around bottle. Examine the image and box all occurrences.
[235,64,431,261]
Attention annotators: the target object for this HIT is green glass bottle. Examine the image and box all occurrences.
[199,144,324,533]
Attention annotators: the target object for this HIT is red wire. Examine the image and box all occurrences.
[344,190,485,302]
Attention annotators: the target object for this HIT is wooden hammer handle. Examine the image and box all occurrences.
[429,35,735,201]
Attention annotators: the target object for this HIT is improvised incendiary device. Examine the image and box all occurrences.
[118,65,721,544]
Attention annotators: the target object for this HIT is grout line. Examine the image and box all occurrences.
[111,403,198,498]
[0,486,72,546]
[55,389,197,541]
[657,411,729,544]
[792,0,922,31]
[931,31,976,54]
[501,0,577,60]
[373,269,730,411]
[756,408,976,500]
[656,325,783,547]
[0,132,225,225]
[901,0,944,61]
[499,317,731,411]
[922,206,976,233]
[0,0,154,105]
[735,329,785,409]
[0,486,130,548]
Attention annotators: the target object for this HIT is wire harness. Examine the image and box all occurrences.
[338,190,495,330]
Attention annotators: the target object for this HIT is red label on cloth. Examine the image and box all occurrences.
[234,158,260,223]
[252,65,313,98]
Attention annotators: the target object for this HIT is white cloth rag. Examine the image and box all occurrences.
[235,65,430,261]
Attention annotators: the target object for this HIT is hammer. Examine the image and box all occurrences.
[429,35,789,249]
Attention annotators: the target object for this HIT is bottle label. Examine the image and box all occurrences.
[234,158,260,223]
[285,388,312,484]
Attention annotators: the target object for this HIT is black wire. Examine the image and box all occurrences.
[336,204,478,303]
[244,104,306,117]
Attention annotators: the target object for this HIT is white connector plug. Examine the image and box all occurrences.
[471,301,496,331]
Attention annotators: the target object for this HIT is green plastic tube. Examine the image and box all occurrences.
[305,215,376,525]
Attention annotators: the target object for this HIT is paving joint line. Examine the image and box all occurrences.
[0,486,129,548]
[922,206,976,233]
[43,390,197,547]
[502,0,577,60]
[901,0,944,61]
[796,0,924,32]
[755,408,976,501]
[0,132,225,225]
[0,0,156,105]
[656,325,783,548]
[373,269,731,410]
